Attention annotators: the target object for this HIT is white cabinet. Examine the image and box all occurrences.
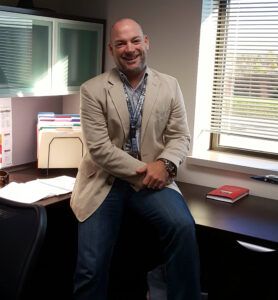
[0,7,105,97]
[54,19,103,93]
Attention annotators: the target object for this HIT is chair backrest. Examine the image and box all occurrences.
[0,197,47,300]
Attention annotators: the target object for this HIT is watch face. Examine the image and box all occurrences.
[158,159,176,177]
[163,160,176,176]
[168,162,175,172]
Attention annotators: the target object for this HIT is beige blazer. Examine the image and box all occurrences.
[70,68,191,222]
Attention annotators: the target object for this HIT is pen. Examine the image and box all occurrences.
[250,175,278,184]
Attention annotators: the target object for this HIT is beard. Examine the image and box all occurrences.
[116,53,147,78]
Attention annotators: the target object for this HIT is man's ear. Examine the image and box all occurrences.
[108,43,113,56]
[144,35,150,50]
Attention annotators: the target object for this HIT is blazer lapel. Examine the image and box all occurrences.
[107,69,130,139]
[141,69,160,143]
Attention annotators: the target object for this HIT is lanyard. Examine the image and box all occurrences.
[121,75,147,157]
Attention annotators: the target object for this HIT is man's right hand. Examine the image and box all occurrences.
[136,160,169,190]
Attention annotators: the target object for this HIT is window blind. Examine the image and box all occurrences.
[0,14,33,92]
[0,11,51,97]
[210,0,278,141]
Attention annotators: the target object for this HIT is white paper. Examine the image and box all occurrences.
[37,175,76,192]
[0,98,12,168]
[0,175,76,203]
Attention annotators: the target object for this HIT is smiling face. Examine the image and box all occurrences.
[109,19,149,82]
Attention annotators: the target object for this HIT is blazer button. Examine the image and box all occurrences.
[106,176,114,185]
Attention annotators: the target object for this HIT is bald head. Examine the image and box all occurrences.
[110,18,144,43]
[108,18,149,84]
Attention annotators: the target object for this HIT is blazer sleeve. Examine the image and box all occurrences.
[156,79,191,168]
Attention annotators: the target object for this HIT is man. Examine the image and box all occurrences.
[71,18,201,300]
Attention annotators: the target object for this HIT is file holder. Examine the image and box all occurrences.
[37,130,84,172]
[46,136,84,175]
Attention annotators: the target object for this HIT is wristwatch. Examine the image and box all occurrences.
[158,158,177,178]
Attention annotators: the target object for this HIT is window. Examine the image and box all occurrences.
[208,0,278,157]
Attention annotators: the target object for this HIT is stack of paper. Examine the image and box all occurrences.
[37,112,84,169]
[0,175,76,203]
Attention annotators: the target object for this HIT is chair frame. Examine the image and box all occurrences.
[0,197,47,300]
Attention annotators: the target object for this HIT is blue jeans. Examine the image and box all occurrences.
[73,179,201,300]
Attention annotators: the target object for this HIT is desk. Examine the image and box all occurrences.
[178,182,278,250]
[6,167,278,299]
[177,182,278,300]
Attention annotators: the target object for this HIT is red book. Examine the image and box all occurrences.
[206,185,249,203]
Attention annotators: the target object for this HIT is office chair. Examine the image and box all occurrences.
[0,197,47,300]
